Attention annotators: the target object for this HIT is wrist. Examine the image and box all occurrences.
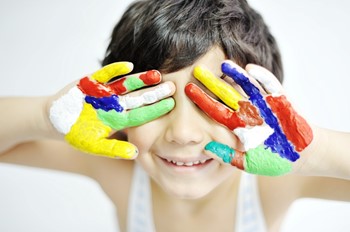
[0,96,62,153]
[38,95,64,140]
[15,96,62,141]
[292,125,323,175]
[294,125,349,179]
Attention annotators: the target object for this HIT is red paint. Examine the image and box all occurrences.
[185,83,263,131]
[266,95,313,151]
[231,150,245,170]
[78,77,112,97]
[108,77,128,95]
[237,101,264,127]
[107,70,161,95]
[185,83,245,129]
[139,70,162,85]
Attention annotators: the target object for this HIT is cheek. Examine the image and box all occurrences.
[211,125,243,150]
[126,121,161,154]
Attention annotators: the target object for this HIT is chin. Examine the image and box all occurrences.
[161,181,215,200]
[137,152,236,200]
[156,176,222,200]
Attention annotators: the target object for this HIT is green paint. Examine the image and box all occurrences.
[124,76,145,91]
[205,141,235,163]
[245,145,292,176]
[97,98,175,130]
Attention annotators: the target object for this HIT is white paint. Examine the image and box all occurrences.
[248,66,283,94]
[119,83,172,109]
[233,124,274,151]
[49,86,84,134]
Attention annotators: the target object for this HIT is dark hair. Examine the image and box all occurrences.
[102,0,283,82]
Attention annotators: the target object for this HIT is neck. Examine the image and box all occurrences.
[151,171,241,214]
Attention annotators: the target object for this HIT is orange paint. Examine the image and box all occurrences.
[266,95,313,151]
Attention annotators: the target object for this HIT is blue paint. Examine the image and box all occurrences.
[221,62,299,162]
[85,95,124,112]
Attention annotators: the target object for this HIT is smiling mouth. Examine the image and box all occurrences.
[161,157,213,167]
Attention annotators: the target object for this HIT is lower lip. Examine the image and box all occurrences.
[157,156,214,174]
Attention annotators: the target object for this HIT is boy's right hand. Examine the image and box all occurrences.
[48,62,175,159]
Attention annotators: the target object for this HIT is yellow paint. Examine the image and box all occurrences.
[91,62,133,83]
[193,66,242,110]
[65,103,138,159]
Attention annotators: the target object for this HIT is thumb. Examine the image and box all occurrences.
[204,141,245,170]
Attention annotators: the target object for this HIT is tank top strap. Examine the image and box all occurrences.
[126,165,267,232]
[127,163,156,232]
[235,172,267,232]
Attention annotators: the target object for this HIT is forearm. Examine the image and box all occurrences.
[296,125,350,180]
[0,97,58,154]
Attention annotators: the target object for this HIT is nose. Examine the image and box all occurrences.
[164,95,205,145]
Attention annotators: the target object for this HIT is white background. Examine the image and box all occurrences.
[0,0,350,231]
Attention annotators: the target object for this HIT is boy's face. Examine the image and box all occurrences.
[127,47,240,199]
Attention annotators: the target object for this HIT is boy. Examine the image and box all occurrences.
[1,0,350,231]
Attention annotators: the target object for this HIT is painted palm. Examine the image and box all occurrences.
[185,61,313,176]
[49,62,174,159]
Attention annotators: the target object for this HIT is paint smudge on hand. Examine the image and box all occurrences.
[186,61,313,176]
[49,62,174,159]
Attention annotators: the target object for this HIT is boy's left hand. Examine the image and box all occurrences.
[185,60,313,176]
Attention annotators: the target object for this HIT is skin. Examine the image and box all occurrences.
[186,61,314,176]
[1,47,350,232]
[50,62,175,159]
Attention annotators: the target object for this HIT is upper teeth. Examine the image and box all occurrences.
[166,159,209,166]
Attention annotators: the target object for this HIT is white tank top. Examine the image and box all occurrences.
[126,164,267,232]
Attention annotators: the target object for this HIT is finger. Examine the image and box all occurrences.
[65,103,138,159]
[193,65,243,110]
[222,60,269,97]
[222,62,267,94]
[204,141,245,170]
[265,95,313,152]
[91,62,133,83]
[96,98,175,131]
[78,69,162,97]
[220,74,248,98]
[185,83,263,130]
[204,141,293,176]
[78,62,135,97]
[246,64,284,95]
[222,61,301,162]
[84,82,175,112]
[185,83,244,130]
[107,70,162,95]
[118,81,175,110]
